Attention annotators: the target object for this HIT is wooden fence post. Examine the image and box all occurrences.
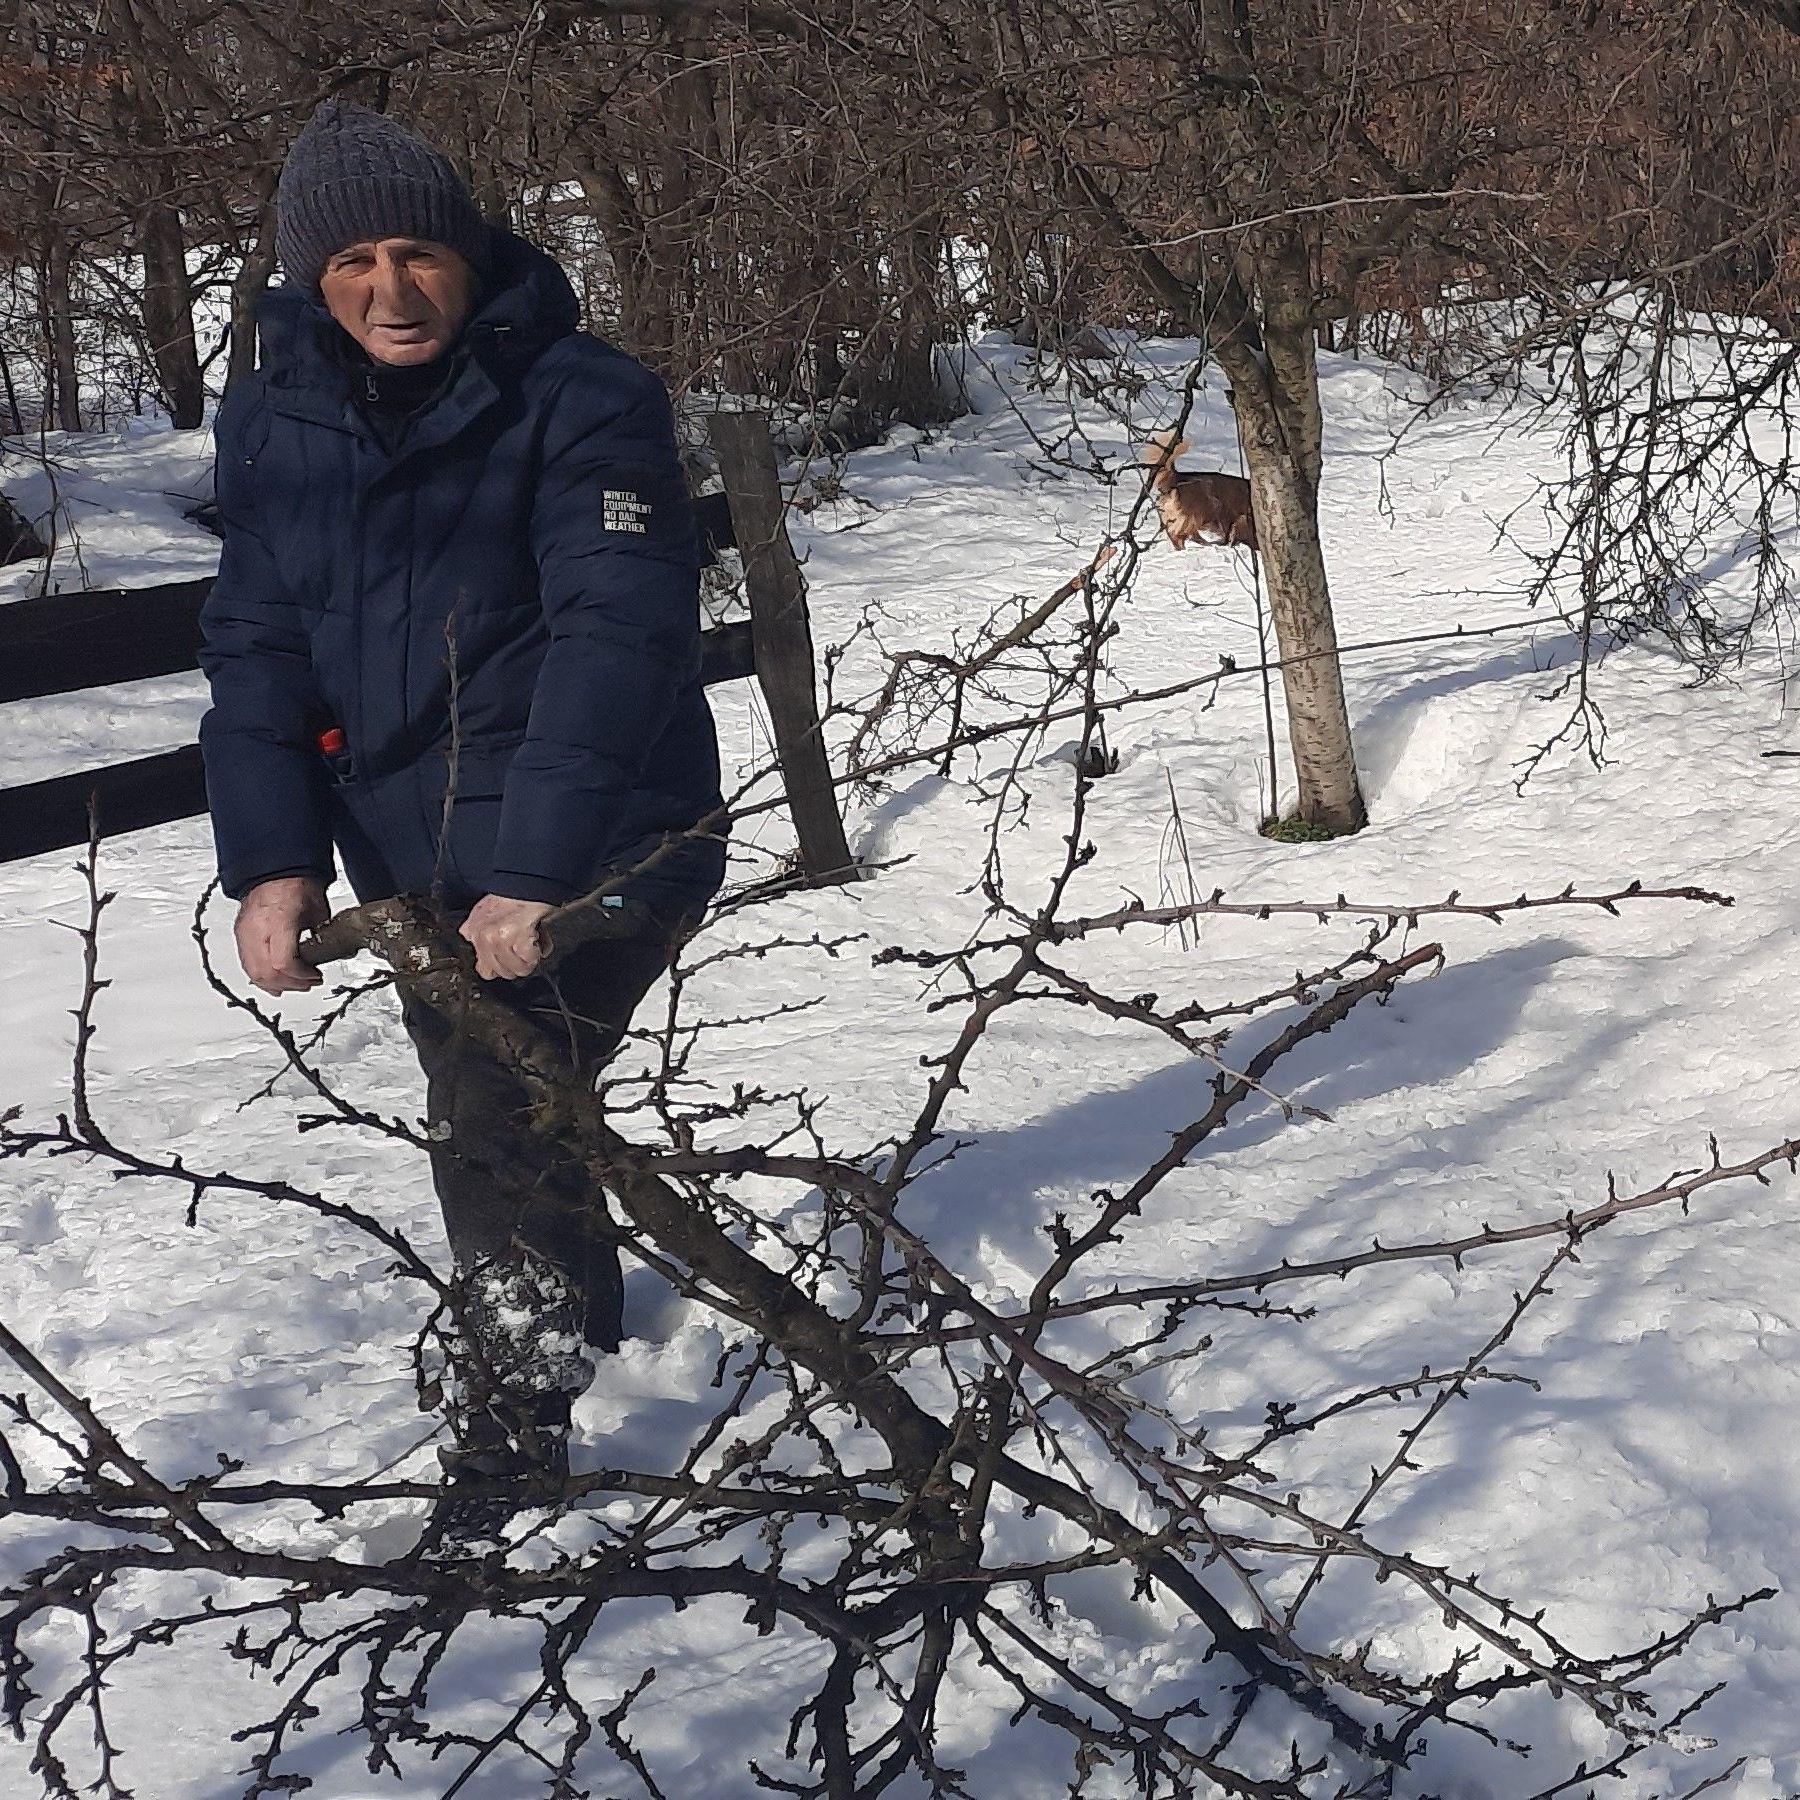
[707,408,857,885]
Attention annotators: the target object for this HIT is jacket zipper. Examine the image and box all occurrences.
[305,338,502,787]
[350,433,368,776]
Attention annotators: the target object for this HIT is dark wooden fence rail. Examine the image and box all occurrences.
[1,578,213,704]
[2,746,211,862]
[0,607,755,864]
[0,441,853,879]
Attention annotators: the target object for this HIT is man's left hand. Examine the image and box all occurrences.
[460,895,556,981]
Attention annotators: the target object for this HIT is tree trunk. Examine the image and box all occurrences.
[41,228,81,433]
[0,344,24,435]
[578,166,659,356]
[853,171,957,428]
[226,175,280,397]
[1013,74,1364,830]
[1227,237,1365,834]
[812,331,845,404]
[655,13,722,378]
[137,196,204,429]
[887,221,954,427]
[102,41,205,430]
[1234,392,1366,834]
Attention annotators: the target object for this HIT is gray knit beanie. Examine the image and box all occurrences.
[275,97,491,291]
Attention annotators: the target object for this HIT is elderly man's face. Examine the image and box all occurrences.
[319,237,475,366]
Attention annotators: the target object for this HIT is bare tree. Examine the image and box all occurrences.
[12,0,1800,817]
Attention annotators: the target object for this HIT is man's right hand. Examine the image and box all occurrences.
[235,876,330,996]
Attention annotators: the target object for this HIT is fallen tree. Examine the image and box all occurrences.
[0,587,1778,1797]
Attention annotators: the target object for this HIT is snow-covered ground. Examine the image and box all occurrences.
[6,333,1800,1796]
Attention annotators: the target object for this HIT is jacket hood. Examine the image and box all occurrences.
[254,228,581,395]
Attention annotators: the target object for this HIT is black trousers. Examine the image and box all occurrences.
[400,923,681,1353]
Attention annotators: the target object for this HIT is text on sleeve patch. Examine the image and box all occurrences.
[603,487,651,534]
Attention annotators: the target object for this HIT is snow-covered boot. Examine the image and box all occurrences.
[454,1254,597,1409]
[419,1256,595,1556]
[423,1388,574,1556]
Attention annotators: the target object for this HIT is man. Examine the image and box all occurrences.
[198,98,726,1529]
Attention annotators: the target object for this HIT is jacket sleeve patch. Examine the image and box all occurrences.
[602,486,652,534]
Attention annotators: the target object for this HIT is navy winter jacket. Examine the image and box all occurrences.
[198,230,727,921]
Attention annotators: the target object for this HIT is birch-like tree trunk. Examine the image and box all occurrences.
[1223,235,1366,834]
